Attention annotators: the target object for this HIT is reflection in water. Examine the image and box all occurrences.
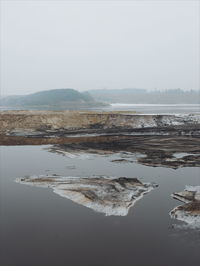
[16,175,157,216]
[170,186,200,229]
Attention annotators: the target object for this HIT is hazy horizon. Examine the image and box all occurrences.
[1,87,200,98]
[0,0,199,96]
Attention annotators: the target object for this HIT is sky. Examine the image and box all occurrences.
[0,0,199,96]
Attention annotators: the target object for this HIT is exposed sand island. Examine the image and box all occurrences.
[16,175,157,216]
[170,186,200,228]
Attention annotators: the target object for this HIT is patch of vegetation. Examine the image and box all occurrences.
[0,89,107,110]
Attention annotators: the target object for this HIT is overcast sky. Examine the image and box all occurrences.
[0,0,199,96]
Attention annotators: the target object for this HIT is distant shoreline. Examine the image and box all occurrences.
[110,103,200,106]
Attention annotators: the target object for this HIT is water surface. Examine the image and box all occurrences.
[0,145,200,266]
[99,103,200,114]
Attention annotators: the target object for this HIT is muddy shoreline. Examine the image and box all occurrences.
[1,110,200,168]
[45,136,200,169]
[1,111,200,137]
[1,133,200,168]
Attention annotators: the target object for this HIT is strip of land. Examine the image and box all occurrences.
[0,111,200,139]
[1,111,200,168]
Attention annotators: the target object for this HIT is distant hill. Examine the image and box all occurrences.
[0,89,107,110]
[89,88,200,104]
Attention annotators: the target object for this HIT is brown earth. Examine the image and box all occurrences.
[0,111,199,137]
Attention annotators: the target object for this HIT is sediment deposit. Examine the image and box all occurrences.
[0,111,200,137]
[46,136,200,168]
[170,186,200,228]
[1,111,200,168]
[16,175,157,216]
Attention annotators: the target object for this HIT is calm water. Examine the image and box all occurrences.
[96,103,200,114]
[1,104,200,114]
[0,145,200,266]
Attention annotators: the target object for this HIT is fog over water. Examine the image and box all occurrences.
[1,0,199,96]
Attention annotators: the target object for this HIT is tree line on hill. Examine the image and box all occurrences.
[0,88,199,111]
